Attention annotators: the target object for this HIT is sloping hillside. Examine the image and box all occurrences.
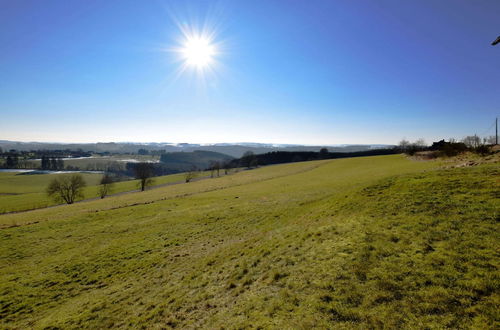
[0,155,498,328]
[0,172,102,213]
[0,171,210,214]
[159,150,233,171]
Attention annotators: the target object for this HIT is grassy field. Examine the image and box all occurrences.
[0,155,498,328]
[0,172,103,194]
[0,171,209,214]
[0,172,102,214]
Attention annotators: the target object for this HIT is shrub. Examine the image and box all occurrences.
[474,145,490,156]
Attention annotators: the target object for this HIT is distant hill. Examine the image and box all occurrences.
[0,140,394,158]
[159,150,233,171]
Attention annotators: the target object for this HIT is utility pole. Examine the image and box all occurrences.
[496,117,498,145]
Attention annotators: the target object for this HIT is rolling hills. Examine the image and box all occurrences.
[0,140,392,158]
[0,155,498,328]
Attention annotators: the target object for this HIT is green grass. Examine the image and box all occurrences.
[0,155,498,329]
[0,171,210,214]
[0,172,103,213]
[0,172,103,194]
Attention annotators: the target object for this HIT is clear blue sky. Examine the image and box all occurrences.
[1,0,499,145]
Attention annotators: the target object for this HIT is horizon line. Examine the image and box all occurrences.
[0,139,395,147]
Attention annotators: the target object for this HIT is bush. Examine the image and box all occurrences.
[474,145,490,156]
[439,142,467,157]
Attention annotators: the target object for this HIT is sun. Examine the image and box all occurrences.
[167,21,223,80]
[181,35,216,69]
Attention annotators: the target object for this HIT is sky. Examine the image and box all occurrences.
[1,0,499,145]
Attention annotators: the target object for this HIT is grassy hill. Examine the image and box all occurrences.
[0,155,498,328]
[0,171,209,214]
[0,172,102,213]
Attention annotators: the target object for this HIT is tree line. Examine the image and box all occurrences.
[45,162,159,204]
[398,134,497,157]
[228,148,398,168]
[40,156,65,170]
[0,149,91,169]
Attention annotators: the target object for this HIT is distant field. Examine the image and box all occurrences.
[0,172,102,213]
[0,155,498,328]
[63,155,160,169]
[0,172,103,194]
[0,171,209,214]
[22,154,160,170]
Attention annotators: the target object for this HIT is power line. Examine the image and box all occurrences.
[478,121,496,137]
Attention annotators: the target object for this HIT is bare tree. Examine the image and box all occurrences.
[184,166,199,183]
[99,173,114,199]
[398,139,410,153]
[462,135,481,148]
[414,139,427,148]
[46,174,86,204]
[209,161,222,177]
[214,161,221,177]
[134,163,154,191]
[209,161,216,178]
[222,160,232,175]
[485,135,496,145]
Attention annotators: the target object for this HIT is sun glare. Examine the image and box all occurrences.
[167,18,224,82]
[181,35,216,68]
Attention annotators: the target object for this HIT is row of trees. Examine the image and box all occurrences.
[0,148,92,169]
[399,135,497,157]
[229,148,398,168]
[208,160,235,177]
[4,155,19,168]
[1,154,64,170]
[461,135,496,148]
[47,163,161,205]
[41,156,64,170]
[206,151,261,177]
[46,160,172,204]
[46,157,236,205]
[397,139,428,155]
